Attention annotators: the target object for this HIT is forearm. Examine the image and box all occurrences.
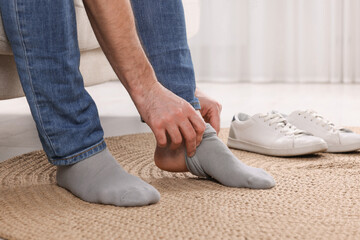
[83,0,157,99]
[83,0,206,154]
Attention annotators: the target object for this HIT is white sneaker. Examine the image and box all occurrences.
[227,111,328,157]
[285,110,360,153]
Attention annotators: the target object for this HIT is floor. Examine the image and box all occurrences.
[1,81,360,163]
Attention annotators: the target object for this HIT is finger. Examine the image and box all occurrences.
[179,120,197,156]
[218,103,223,113]
[189,113,206,146]
[153,128,167,148]
[166,126,183,150]
[210,110,221,134]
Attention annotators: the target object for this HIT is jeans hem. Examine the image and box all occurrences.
[49,139,107,166]
[190,101,201,110]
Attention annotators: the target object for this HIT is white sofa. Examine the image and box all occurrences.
[0,0,200,100]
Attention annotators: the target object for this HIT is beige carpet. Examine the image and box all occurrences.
[1,128,360,240]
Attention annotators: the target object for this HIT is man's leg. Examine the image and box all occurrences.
[0,0,159,206]
[131,0,275,189]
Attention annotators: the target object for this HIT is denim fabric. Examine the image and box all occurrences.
[131,0,200,110]
[0,0,199,165]
[0,0,106,165]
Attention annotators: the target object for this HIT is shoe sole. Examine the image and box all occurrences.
[326,142,360,153]
[227,137,328,157]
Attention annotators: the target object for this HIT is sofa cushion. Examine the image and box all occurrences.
[0,13,12,54]
[0,48,117,100]
[0,0,99,55]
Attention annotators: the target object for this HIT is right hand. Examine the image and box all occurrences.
[133,82,206,157]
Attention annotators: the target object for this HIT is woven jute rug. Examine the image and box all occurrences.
[1,128,360,240]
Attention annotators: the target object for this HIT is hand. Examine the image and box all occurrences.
[83,0,205,156]
[195,88,222,134]
[133,82,206,157]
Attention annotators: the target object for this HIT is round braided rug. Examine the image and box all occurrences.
[1,128,360,240]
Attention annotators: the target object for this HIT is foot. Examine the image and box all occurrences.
[56,148,160,207]
[155,124,275,189]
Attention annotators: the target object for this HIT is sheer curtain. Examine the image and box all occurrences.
[188,0,360,83]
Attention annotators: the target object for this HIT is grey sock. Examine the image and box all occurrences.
[185,124,275,189]
[56,148,160,207]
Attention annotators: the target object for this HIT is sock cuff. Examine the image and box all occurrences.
[204,123,217,137]
[185,153,208,178]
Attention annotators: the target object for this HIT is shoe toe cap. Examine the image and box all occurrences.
[294,136,327,148]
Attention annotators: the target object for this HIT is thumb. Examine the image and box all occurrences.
[209,111,221,134]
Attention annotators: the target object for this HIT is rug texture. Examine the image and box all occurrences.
[1,128,360,240]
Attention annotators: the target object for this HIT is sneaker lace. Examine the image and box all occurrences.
[298,110,338,132]
[259,111,306,136]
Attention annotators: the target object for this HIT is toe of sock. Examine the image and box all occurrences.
[247,173,276,189]
[120,186,160,207]
[94,185,160,207]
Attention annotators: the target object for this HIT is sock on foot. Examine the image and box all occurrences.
[56,148,160,207]
[185,124,276,189]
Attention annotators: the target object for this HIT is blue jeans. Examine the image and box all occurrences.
[0,0,199,165]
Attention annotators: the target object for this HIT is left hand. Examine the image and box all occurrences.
[195,88,222,134]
